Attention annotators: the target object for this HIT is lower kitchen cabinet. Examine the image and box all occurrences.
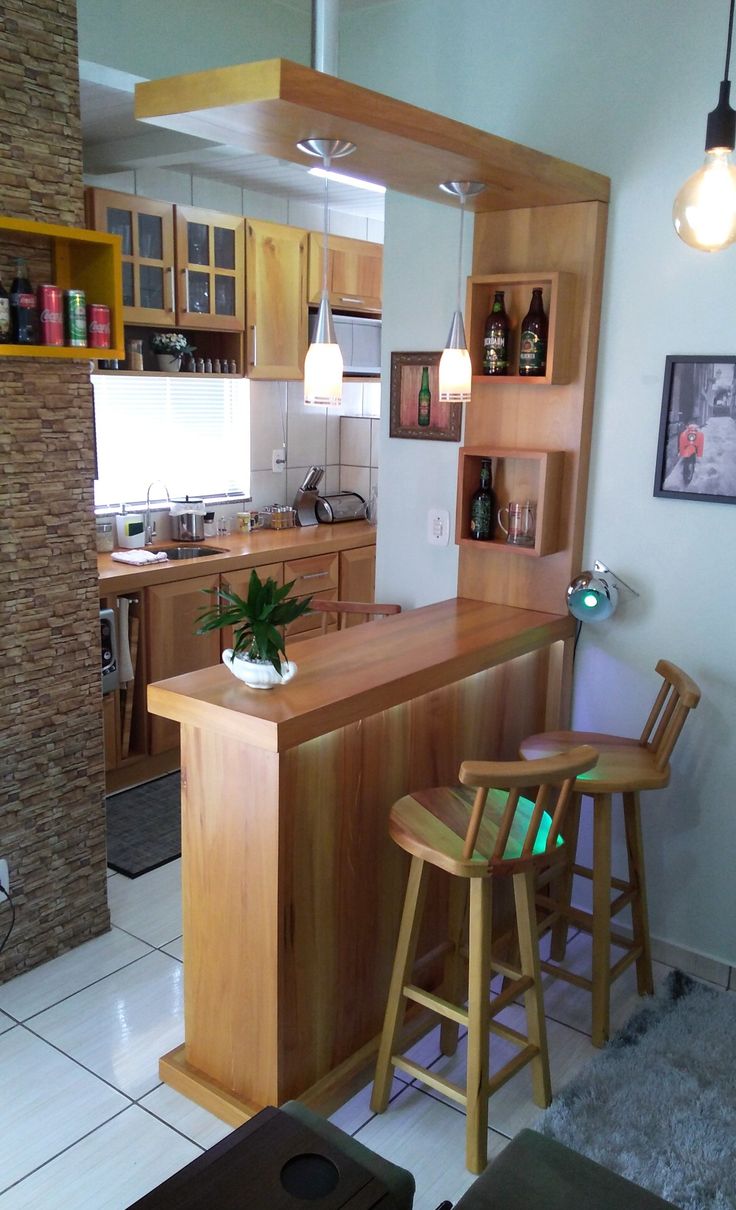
[338,545,376,623]
[146,573,221,754]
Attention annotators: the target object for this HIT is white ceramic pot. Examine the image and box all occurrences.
[155,352,181,372]
[222,649,297,690]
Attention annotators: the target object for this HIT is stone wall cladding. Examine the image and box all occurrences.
[0,0,110,981]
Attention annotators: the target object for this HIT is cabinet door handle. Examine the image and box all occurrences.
[339,296,363,304]
[182,268,190,312]
[167,267,176,312]
[300,571,330,580]
[250,324,257,366]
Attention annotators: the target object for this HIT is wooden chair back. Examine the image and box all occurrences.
[310,598,402,634]
[639,660,701,771]
[457,746,598,870]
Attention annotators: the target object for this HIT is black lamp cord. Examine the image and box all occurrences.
[724,0,735,82]
[0,885,15,956]
[572,618,583,661]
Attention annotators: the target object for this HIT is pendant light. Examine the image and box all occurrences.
[298,137,356,406]
[673,0,736,251]
[438,180,486,402]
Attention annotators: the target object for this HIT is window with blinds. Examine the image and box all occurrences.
[91,374,250,507]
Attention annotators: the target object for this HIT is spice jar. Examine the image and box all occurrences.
[95,520,114,553]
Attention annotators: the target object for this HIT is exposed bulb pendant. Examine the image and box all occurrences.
[298,137,356,405]
[438,181,486,402]
[673,0,736,251]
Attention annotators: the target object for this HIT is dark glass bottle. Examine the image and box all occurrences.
[10,257,37,344]
[0,279,10,343]
[482,291,509,376]
[518,287,548,376]
[469,459,494,540]
[417,364,431,426]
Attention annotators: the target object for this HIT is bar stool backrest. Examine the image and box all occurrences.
[311,599,402,633]
[639,660,701,771]
[457,746,598,870]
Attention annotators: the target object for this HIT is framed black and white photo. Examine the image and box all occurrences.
[653,355,736,504]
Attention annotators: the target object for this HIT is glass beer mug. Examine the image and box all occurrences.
[497,501,535,546]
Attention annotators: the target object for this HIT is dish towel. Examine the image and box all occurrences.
[110,550,170,565]
[117,597,135,684]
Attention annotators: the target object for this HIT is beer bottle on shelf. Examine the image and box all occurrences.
[10,257,37,344]
[518,287,548,376]
[469,459,494,540]
[482,291,509,376]
[0,279,10,343]
[417,365,431,427]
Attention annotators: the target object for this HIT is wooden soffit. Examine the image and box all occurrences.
[134,58,609,213]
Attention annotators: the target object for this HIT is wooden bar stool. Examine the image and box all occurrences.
[519,659,701,1048]
[310,598,402,632]
[370,745,598,1174]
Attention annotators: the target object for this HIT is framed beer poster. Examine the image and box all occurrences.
[389,351,462,441]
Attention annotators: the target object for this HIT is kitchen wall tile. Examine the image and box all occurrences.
[286,466,313,502]
[340,416,371,467]
[340,465,370,499]
[249,469,286,509]
[192,177,243,214]
[340,381,364,416]
[328,211,368,238]
[249,381,287,471]
[84,170,136,193]
[287,200,323,230]
[324,465,340,493]
[370,418,380,468]
[326,412,340,464]
[366,217,386,244]
[242,188,288,223]
[287,395,328,468]
[134,167,192,204]
[362,381,382,417]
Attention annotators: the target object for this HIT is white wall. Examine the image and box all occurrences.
[341,0,736,966]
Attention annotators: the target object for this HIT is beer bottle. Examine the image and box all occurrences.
[10,257,37,344]
[518,287,548,376]
[469,459,494,540]
[417,365,431,426]
[482,291,509,376]
[0,279,10,343]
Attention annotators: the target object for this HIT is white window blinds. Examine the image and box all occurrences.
[91,374,250,507]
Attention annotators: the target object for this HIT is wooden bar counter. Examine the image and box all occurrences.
[147,597,574,1124]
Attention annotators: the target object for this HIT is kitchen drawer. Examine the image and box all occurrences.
[286,588,337,639]
[284,552,338,597]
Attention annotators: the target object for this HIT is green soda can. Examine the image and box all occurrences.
[65,289,87,346]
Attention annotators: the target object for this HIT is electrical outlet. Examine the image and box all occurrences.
[272,447,286,473]
[0,859,9,897]
[427,507,450,546]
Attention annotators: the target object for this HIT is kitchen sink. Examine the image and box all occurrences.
[149,546,226,560]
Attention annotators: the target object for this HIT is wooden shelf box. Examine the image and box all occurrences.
[455,446,565,557]
[465,270,574,386]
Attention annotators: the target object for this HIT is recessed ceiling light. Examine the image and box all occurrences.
[307,166,386,194]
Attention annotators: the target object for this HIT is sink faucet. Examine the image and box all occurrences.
[144,481,171,545]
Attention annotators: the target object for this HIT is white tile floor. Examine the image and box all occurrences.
[0,860,674,1209]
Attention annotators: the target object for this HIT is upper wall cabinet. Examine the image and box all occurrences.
[86,188,175,327]
[175,206,245,332]
[246,218,307,380]
[308,234,382,314]
[86,189,245,333]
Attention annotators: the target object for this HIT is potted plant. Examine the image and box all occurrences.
[196,568,313,689]
[150,331,195,371]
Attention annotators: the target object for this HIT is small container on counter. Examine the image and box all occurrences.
[262,505,296,530]
[115,512,145,548]
[95,519,114,552]
[236,510,253,532]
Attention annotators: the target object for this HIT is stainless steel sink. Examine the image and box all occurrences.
[149,546,226,560]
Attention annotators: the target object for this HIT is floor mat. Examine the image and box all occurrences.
[105,772,181,878]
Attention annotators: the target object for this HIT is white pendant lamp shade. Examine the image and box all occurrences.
[438,180,486,403]
[298,136,356,407]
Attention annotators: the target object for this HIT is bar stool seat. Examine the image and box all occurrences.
[520,659,701,1048]
[370,746,598,1175]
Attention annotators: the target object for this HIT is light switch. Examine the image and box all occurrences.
[427,507,450,546]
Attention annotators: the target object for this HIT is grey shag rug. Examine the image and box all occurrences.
[106,772,181,878]
[535,970,736,1209]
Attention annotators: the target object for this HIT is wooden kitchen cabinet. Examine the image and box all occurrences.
[308,233,382,314]
[245,218,308,379]
[175,205,245,332]
[338,545,376,624]
[146,573,221,754]
[85,188,176,327]
[284,551,339,639]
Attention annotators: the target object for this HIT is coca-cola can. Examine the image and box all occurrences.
[37,284,64,346]
[86,304,111,349]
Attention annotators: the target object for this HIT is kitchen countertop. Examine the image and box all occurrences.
[97,520,376,592]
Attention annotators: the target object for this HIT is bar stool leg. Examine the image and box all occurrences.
[440,878,468,1056]
[549,792,582,962]
[371,856,429,1113]
[513,868,551,1108]
[623,790,654,996]
[591,793,612,1048]
[465,877,492,1174]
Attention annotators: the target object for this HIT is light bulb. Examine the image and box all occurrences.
[304,340,343,407]
[438,345,472,402]
[673,149,736,251]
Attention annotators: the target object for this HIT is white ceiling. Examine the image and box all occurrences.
[79,64,386,220]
